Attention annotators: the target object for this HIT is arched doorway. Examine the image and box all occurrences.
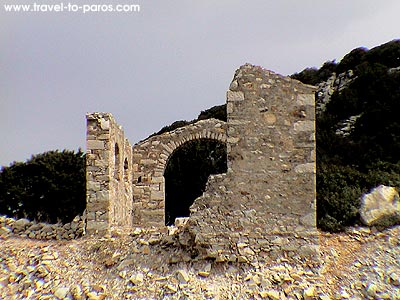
[164,139,227,225]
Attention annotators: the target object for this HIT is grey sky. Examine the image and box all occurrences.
[1,0,399,167]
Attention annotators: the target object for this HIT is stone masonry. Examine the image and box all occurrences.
[179,64,318,260]
[86,113,133,235]
[131,119,227,227]
[85,64,318,258]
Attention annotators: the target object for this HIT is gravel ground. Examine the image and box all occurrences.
[0,225,399,299]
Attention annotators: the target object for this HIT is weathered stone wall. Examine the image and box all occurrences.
[132,119,227,227]
[179,64,318,260]
[0,215,84,240]
[86,113,133,235]
[85,64,318,262]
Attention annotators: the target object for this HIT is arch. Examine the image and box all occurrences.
[131,118,227,227]
[160,134,227,175]
[164,138,227,225]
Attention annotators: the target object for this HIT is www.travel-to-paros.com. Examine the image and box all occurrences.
[4,3,141,13]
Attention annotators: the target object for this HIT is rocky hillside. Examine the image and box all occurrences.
[293,39,400,165]
[1,225,399,299]
[292,40,400,232]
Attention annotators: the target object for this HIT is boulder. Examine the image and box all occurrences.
[360,185,400,228]
[0,225,12,238]
[13,218,31,232]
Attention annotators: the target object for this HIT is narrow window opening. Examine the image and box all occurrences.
[124,158,129,182]
[114,143,120,181]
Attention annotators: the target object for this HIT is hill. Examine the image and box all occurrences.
[292,40,400,231]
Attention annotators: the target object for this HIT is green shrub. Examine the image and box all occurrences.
[0,150,86,223]
[316,161,400,232]
[317,164,366,232]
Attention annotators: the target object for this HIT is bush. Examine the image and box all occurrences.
[317,164,366,232]
[316,161,400,232]
[291,60,337,86]
[0,150,86,223]
[197,104,227,122]
[336,47,367,74]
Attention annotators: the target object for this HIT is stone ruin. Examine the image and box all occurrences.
[86,64,318,258]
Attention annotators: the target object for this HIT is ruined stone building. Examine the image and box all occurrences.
[85,64,318,258]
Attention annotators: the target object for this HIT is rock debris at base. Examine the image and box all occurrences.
[0,215,85,240]
[1,226,399,299]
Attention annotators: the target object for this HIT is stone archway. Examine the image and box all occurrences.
[164,138,227,225]
[131,118,227,227]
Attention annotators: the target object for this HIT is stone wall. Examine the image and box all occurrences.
[86,113,133,236]
[178,64,318,260]
[0,215,84,240]
[132,119,227,227]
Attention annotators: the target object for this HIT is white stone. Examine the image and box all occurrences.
[229,120,251,125]
[129,273,144,284]
[151,190,164,201]
[151,176,164,183]
[303,286,316,300]
[96,191,109,202]
[227,137,240,144]
[294,121,314,132]
[175,217,189,227]
[13,218,30,230]
[227,102,234,114]
[360,185,400,227]
[229,80,238,90]
[100,120,110,130]
[226,91,244,101]
[87,140,105,150]
[294,163,315,173]
[86,221,108,232]
[176,269,190,283]
[296,94,315,106]
[54,287,69,299]
[299,244,320,257]
[94,159,108,167]
[141,159,157,165]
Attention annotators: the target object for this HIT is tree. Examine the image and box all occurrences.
[336,47,367,74]
[0,150,86,223]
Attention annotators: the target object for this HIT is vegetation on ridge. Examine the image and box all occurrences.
[293,39,400,231]
[148,104,227,138]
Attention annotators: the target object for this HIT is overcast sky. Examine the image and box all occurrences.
[1,0,400,167]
